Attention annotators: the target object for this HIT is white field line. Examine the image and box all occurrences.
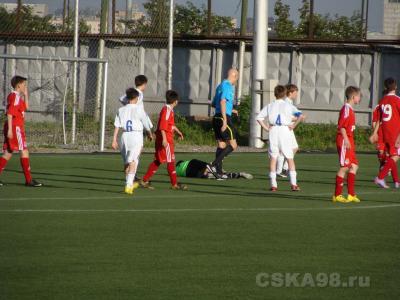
[0,204,400,213]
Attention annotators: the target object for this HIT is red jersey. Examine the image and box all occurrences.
[337,103,356,140]
[377,93,400,144]
[156,105,175,143]
[5,91,26,130]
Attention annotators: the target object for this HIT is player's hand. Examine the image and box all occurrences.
[112,140,118,150]
[177,132,184,141]
[147,133,153,142]
[288,124,295,131]
[344,138,351,149]
[221,122,227,133]
[7,130,13,139]
[232,109,239,115]
[162,140,168,148]
[369,133,378,144]
[395,135,400,148]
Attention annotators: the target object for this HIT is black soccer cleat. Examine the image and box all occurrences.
[25,179,43,187]
[206,164,222,179]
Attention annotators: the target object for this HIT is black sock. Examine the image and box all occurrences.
[212,145,234,169]
[215,147,224,174]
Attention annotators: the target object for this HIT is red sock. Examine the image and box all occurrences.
[347,173,356,196]
[378,158,395,180]
[0,157,8,174]
[391,161,399,183]
[335,175,344,196]
[378,152,386,168]
[167,162,177,186]
[143,160,160,182]
[20,157,32,183]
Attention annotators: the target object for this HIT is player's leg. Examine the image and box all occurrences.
[20,149,42,187]
[269,155,278,191]
[141,159,161,188]
[347,163,360,202]
[276,153,286,177]
[165,143,187,190]
[286,158,300,191]
[215,140,226,174]
[0,150,13,186]
[281,129,299,191]
[376,144,399,188]
[334,167,349,202]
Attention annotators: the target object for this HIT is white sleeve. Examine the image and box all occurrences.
[256,105,269,120]
[140,109,152,132]
[114,112,121,128]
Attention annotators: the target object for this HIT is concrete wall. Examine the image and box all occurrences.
[1,39,399,127]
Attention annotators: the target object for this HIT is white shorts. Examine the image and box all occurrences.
[288,130,299,150]
[120,131,143,164]
[268,126,294,159]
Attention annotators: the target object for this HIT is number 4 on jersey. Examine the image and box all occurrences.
[275,114,282,126]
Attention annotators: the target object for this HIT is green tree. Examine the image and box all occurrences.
[273,0,296,38]
[274,0,362,40]
[123,0,234,35]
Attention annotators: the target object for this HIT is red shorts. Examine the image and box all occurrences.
[155,138,175,163]
[337,137,358,168]
[3,125,27,152]
[385,142,400,157]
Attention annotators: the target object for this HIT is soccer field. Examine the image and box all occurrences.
[0,152,399,300]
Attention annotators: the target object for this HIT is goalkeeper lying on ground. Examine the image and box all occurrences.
[176,159,253,180]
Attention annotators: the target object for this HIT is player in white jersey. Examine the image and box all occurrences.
[112,88,153,195]
[276,84,305,177]
[257,85,303,192]
[119,75,153,130]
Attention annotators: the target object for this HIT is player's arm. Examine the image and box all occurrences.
[161,130,168,148]
[340,128,351,149]
[220,99,228,132]
[395,133,400,148]
[7,114,13,139]
[23,84,29,110]
[256,106,269,132]
[112,127,120,150]
[289,116,303,131]
[369,120,380,144]
[172,125,184,140]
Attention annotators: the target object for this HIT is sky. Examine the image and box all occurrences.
[1,0,384,31]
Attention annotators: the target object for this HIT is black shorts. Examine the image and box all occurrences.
[212,114,237,141]
[186,159,209,178]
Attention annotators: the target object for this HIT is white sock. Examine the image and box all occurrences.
[270,172,277,188]
[126,173,136,187]
[276,155,284,174]
[289,171,297,186]
[283,160,289,172]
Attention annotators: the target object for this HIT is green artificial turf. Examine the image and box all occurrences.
[0,153,399,300]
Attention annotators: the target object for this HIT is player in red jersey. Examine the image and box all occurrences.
[140,90,187,190]
[371,78,400,189]
[333,86,361,203]
[372,104,387,168]
[0,76,42,187]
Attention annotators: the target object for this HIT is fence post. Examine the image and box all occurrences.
[167,0,174,90]
[71,0,79,144]
[100,61,109,152]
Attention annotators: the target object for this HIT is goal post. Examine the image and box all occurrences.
[0,54,109,152]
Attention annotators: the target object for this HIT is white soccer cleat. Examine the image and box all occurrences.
[374,177,389,189]
[240,172,254,180]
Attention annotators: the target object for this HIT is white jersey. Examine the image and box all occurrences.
[114,103,151,132]
[119,89,153,129]
[284,97,302,117]
[256,99,296,126]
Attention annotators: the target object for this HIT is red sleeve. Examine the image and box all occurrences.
[6,93,19,117]
[338,107,349,129]
[158,107,169,131]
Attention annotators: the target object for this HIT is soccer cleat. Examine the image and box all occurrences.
[240,172,254,180]
[171,183,188,191]
[132,182,140,191]
[139,180,155,190]
[291,185,301,192]
[374,177,389,189]
[0,181,3,187]
[124,185,134,195]
[277,172,288,178]
[270,187,278,192]
[25,179,42,187]
[347,195,361,203]
[206,164,221,179]
[332,195,350,203]
[395,182,400,189]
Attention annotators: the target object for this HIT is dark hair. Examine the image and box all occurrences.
[11,75,27,89]
[135,75,148,87]
[286,84,298,96]
[345,86,361,100]
[166,90,179,104]
[383,77,397,95]
[126,88,139,101]
[274,85,287,99]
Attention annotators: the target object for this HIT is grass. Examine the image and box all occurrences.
[0,152,399,300]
